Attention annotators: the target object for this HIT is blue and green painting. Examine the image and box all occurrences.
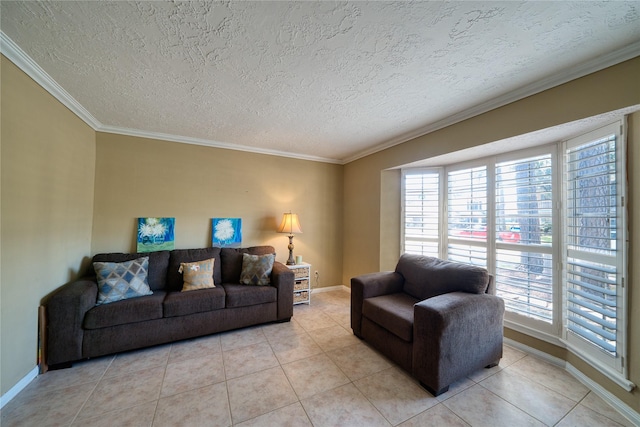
[212,218,242,247]
[137,217,175,252]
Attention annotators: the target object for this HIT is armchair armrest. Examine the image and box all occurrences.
[413,292,504,395]
[271,261,294,321]
[351,271,404,337]
[45,279,98,366]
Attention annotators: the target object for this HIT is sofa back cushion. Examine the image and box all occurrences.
[92,251,170,291]
[396,254,490,301]
[167,247,222,292]
[221,246,276,284]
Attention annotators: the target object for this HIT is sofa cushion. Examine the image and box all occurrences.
[179,258,216,291]
[84,291,166,329]
[222,283,277,308]
[92,251,170,291]
[397,254,490,301]
[163,287,226,317]
[221,246,276,284]
[240,253,275,286]
[94,257,153,305]
[167,247,222,292]
[362,293,418,342]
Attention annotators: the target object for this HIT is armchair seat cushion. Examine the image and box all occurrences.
[83,291,166,329]
[163,287,226,317]
[222,284,277,308]
[362,293,418,342]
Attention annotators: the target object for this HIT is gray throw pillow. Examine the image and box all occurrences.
[94,256,152,305]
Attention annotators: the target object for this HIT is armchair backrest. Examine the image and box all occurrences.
[396,254,491,301]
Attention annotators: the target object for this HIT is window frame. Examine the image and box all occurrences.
[493,145,561,337]
[561,121,628,382]
[401,168,444,257]
[445,162,490,268]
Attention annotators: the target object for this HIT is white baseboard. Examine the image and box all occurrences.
[504,337,566,368]
[311,285,350,294]
[504,338,640,426]
[566,365,640,426]
[0,366,38,409]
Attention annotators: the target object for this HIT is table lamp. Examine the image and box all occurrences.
[277,212,302,265]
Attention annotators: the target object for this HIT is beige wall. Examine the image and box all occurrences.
[343,57,640,410]
[0,56,343,398]
[92,133,343,290]
[0,56,96,395]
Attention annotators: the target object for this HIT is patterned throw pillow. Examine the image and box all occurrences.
[178,258,216,291]
[239,253,275,286]
[94,257,152,305]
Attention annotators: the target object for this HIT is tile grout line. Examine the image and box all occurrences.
[296,301,358,426]
[149,347,172,427]
[68,355,116,426]
[475,379,554,426]
[300,298,393,426]
[231,297,352,425]
[221,337,234,427]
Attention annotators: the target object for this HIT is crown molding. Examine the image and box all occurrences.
[0,31,102,130]
[1,30,341,164]
[342,40,640,165]
[98,125,343,164]
[4,29,638,166]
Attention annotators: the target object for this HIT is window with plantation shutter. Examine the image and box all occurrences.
[403,170,440,257]
[495,154,554,323]
[564,123,625,372]
[447,166,487,266]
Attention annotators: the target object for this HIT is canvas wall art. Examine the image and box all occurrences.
[137,217,175,252]
[212,218,242,247]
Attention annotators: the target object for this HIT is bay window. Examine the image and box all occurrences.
[401,120,629,389]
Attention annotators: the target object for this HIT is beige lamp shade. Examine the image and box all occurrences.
[277,212,303,235]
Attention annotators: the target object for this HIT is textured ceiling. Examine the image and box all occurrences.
[2,1,640,163]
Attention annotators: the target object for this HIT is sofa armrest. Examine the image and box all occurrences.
[271,261,294,321]
[46,279,98,366]
[413,292,504,394]
[351,271,404,337]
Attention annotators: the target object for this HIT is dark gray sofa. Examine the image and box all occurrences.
[351,254,504,396]
[45,246,294,367]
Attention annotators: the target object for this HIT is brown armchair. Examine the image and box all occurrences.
[351,254,504,396]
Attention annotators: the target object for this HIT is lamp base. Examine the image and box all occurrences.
[286,235,296,265]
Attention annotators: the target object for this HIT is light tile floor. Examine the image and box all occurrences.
[1,290,634,426]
